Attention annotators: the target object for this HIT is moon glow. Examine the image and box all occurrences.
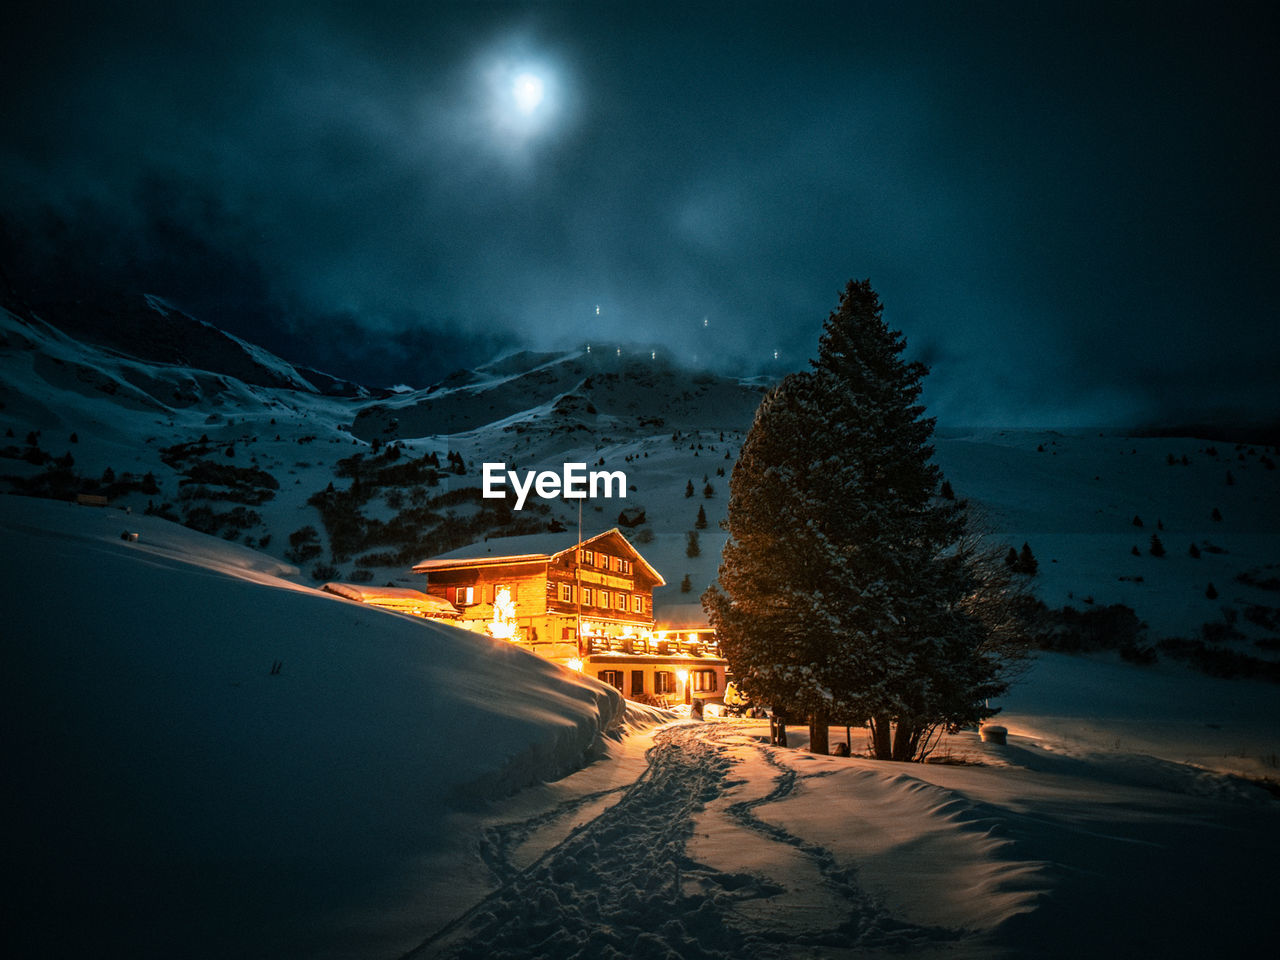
[512,73,545,114]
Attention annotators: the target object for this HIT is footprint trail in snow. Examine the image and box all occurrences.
[404,723,968,960]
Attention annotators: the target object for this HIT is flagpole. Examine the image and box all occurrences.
[575,497,583,658]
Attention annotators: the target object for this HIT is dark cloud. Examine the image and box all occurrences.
[2,1,1277,420]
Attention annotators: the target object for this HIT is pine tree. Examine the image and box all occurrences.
[1017,542,1038,575]
[685,480,695,498]
[704,279,1023,761]
[1149,534,1165,557]
[686,530,701,557]
[695,504,708,529]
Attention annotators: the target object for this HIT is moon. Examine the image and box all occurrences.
[512,72,545,114]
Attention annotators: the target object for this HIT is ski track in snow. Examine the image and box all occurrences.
[404,723,967,960]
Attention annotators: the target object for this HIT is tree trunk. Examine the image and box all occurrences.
[869,716,892,760]
[808,712,829,755]
[892,721,921,762]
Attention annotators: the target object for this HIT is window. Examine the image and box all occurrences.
[599,670,623,691]
[582,587,592,606]
[582,549,594,565]
[616,592,627,610]
[630,670,644,695]
[599,590,610,608]
[561,626,576,640]
[654,670,676,694]
[560,583,572,602]
[451,585,475,605]
[633,595,644,613]
[693,670,718,693]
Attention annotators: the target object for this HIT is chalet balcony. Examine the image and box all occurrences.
[585,634,723,659]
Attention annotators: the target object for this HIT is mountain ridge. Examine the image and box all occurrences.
[2,297,1278,667]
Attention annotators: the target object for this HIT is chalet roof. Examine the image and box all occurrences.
[413,527,665,585]
[321,582,460,616]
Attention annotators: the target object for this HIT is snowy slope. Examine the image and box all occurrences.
[5,304,1279,655]
[4,307,1280,958]
[1,495,622,959]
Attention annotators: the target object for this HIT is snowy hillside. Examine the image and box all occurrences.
[4,303,1279,663]
[4,306,1280,958]
[2,494,624,959]
[6,493,1277,960]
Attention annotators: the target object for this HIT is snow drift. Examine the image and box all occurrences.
[1,495,622,959]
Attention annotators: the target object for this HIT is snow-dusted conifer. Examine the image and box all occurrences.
[704,279,1024,761]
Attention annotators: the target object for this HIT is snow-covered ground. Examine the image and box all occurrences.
[1,495,623,959]
[5,495,1278,958]
[5,306,1280,957]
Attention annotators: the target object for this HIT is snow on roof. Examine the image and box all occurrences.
[419,532,567,566]
[413,527,666,585]
[321,582,460,616]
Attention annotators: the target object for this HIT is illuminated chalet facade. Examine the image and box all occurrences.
[412,528,728,706]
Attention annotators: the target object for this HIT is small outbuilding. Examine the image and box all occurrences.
[321,582,461,619]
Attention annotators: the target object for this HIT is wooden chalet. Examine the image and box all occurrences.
[412,529,729,707]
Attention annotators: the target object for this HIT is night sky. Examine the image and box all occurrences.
[2,1,1276,426]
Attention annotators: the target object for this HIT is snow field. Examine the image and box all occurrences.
[1,495,623,959]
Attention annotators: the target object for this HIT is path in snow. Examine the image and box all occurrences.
[405,723,971,960]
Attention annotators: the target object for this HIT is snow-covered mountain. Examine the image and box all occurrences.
[4,301,1280,958]
[3,299,1277,657]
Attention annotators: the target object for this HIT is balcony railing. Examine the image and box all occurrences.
[585,635,723,659]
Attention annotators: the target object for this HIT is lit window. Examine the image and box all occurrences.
[582,587,592,606]
[560,583,572,602]
[654,670,676,694]
[583,550,594,565]
[633,595,643,613]
[616,592,627,610]
[693,670,718,692]
[600,590,610,608]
